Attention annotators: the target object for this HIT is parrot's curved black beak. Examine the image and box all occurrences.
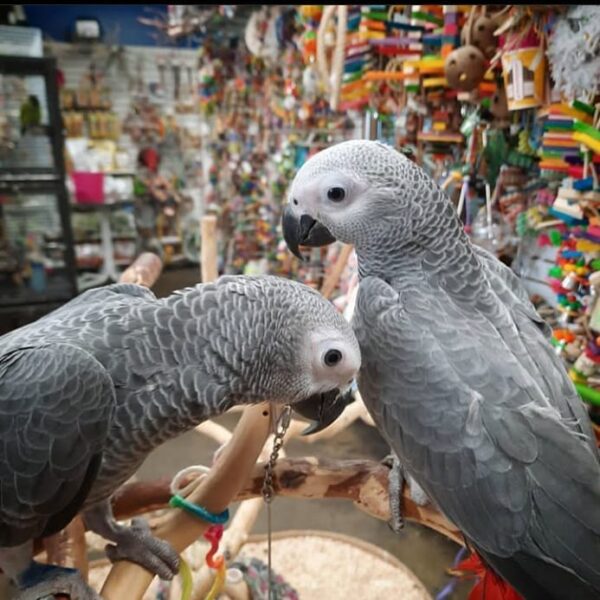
[282,206,337,261]
[293,388,355,435]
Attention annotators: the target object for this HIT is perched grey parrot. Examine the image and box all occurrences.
[282,140,600,600]
[0,276,360,599]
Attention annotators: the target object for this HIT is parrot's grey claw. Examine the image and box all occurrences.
[15,566,100,600]
[382,452,429,534]
[104,517,180,581]
[382,452,404,533]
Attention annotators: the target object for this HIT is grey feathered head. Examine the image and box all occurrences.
[168,275,361,432]
[282,140,455,258]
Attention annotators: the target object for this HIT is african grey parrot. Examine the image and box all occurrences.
[0,276,360,599]
[282,140,600,600]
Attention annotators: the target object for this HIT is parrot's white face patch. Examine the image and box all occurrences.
[290,169,370,242]
[305,328,361,395]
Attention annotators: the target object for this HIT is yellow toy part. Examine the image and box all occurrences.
[501,44,546,111]
[573,132,600,155]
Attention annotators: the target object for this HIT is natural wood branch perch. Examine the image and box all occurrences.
[108,458,462,547]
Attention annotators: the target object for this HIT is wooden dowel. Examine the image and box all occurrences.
[330,5,348,112]
[316,5,336,94]
[320,244,354,300]
[201,215,219,284]
[195,420,233,447]
[43,516,88,582]
[101,403,275,599]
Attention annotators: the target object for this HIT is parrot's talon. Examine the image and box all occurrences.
[382,452,429,533]
[14,563,100,600]
[383,452,405,534]
[104,517,180,581]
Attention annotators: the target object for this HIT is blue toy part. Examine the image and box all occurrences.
[169,494,230,525]
[547,207,587,226]
[347,14,361,29]
[17,561,78,590]
[561,250,583,259]
[388,21,426,33]
[294,145,309,169]
[422,34,442,46]
[344,57,370,72]
[573,177,594,191]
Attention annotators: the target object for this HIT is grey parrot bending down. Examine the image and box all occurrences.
[0,276,360,599]
[282,140,600,600]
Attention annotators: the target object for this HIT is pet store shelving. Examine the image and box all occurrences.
[0,55,78,326]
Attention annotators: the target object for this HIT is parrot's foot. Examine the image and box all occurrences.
[382,453,430,534]
[103,517,180,581]
[15,562,100,600]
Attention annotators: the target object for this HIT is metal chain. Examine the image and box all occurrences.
[261,404,292,600]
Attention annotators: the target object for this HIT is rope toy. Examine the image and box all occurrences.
[169,465,211,497]
[168,465,230,600]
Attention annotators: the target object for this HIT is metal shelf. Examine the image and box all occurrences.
[0,55,78,316]
[70,199,135,212]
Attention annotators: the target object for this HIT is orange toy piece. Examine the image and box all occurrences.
[203,524,226,600]
[553,329,576,344]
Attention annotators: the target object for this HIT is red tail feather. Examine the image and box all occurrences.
[451,551,523,600]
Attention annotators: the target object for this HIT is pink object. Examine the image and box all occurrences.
[537,233,550,247]
[72,172,105,204]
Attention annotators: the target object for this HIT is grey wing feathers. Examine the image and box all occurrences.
[354,275,600,593]
[0,344,114,546]
[472,244,551,336]
[35,283,156,325]
[473,244,597,453]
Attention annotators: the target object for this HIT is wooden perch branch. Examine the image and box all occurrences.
[109,458,462,548]
[238,458,462,546]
